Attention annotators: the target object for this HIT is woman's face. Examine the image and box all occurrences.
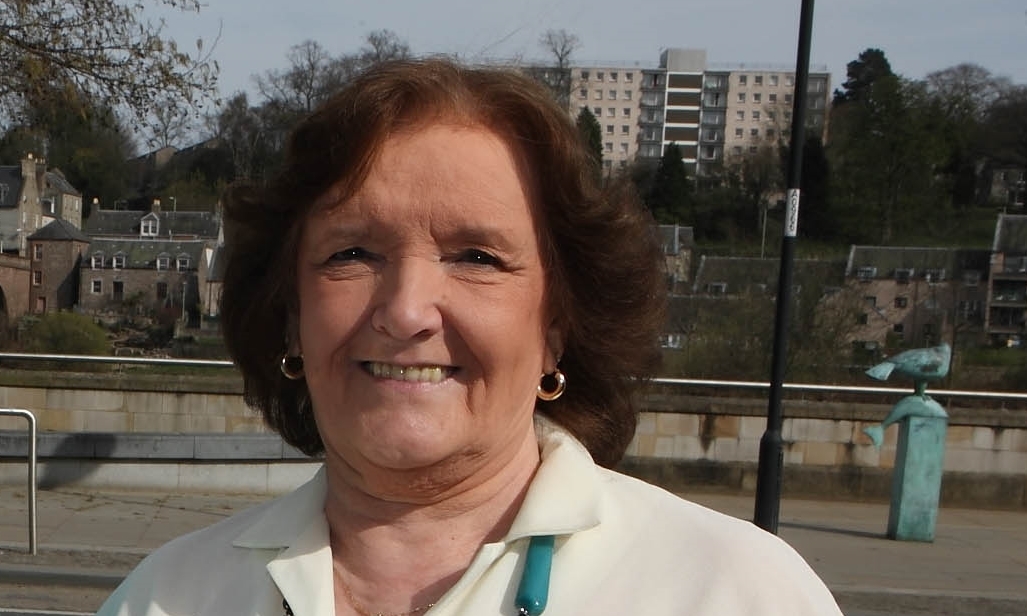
[295,123,559,483]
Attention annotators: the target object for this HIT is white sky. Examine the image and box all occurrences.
[158,0,1027,100]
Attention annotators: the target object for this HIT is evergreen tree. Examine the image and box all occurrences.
[575,107,603,179]
[647,143,692,224]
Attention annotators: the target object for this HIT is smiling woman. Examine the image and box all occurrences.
[96,58,843,616]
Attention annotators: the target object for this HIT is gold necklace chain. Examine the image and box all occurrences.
[338,576,436,616]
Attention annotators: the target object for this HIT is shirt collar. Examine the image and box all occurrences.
[230,416,602,550]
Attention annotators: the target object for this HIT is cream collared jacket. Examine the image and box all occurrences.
[97,420,842,616]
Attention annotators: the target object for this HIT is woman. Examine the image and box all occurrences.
[98,58,841,616]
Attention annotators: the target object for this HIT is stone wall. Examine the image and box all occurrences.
[2,372,1025,506]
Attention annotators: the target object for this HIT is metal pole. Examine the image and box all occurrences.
[1,409,37,554]
[753,0,816,533]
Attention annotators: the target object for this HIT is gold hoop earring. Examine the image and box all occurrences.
[536,369,566,401]
[280,354,305,380]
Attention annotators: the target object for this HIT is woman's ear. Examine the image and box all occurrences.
[544,323,565,373]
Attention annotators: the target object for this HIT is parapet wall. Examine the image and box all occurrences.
[2,373,1025,507]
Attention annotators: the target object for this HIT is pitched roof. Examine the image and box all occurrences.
[86,239,206,269]
[0,165,25,208]
[993,214,1027,254]
[84,208,221,238]
[28,218,91,243]
[692,256,845,295]
[44,170,80,196]
[845,246,991,279]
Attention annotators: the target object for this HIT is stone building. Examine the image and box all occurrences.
[26,219,91,314]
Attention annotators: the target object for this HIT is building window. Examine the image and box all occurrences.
[857,313,869,325]
[156,256,170,270]
[753,93,762,104]
[963,271,981,287]
[770,75,779,86]
[864,295,877,308]
[748,146,758,154]
[607,107,615,117]
[113,281,124,301]
[91,253,104,269]
[610,71,618,81]
[785,94,793,104]
[579,88,587,98]
[596,71,604,81]
[608,89,617,99]
[594,89,603,100]
[752,111,761,121]
[736,110,745,121]
[925,268,946,282]
[750,128,760,138]
[619,142,629,154]
[606,124,614,134]
[625,72,633,82]
[580,70,590,80]
[32,270,42,286]
[156,281,168,299]
[113,254,125,269]
[738,75,748,86]
[737,92,746,103]
[622,108,631,118]
[769,93,778,103]
[895,268,914,284]
[33,243,42,260]
[857,266,877,281]
[786,75,795,87]
[604,142,613,153]
[707,282,728,295]
[621,125,630,135]
[754,75,763,86]
[141,218,158,237]
[177,255,191,270]
[735,127,744,138]
[893,323,905,335]
[732,146,743,156]
[766,128,776,139]
[593,107,601,116]
[91,279,102,294]
[624,89,632,100]
[895,296,909,308]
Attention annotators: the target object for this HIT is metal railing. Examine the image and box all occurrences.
[1,353,1024,403]
[652,378,1027,403]
[0,408,36,554]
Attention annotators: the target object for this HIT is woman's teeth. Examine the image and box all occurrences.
[365,362,449,383]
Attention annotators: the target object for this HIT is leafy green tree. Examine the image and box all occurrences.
[19,313,109,355]
[648,144,693,224]
[833,48,893,105]
[828,50,948,243]
[575,107,603,178]
[0,0,217,128]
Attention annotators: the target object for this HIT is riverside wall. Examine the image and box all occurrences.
[1,373,1025,508]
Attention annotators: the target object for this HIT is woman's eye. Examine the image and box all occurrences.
[458,249,501,267]
[329,247,373,262]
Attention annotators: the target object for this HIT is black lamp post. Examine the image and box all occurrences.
[753,0,817,534]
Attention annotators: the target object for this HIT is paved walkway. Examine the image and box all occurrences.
[1,482,1025,615]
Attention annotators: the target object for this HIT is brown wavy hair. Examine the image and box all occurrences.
[220,58,666,467]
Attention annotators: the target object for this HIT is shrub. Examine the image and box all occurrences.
[19,312,110,355]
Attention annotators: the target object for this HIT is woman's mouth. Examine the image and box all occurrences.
[362,362,454,383]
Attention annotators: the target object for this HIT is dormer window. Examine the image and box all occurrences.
[856,266,876,281]
[91,253,104,269]
[112,253,126,269]
[924,268,945,282]
[707,282,728,295]
[894,268,914,284]
[156,255,170,270]
[176,254,190,271]
[141,216,159,237]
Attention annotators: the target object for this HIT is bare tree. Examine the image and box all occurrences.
[0,0,219,127]
[535,29,580,107]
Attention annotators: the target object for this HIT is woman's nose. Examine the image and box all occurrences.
[370,258,443,340]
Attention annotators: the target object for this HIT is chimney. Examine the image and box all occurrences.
[151,198,162,214]
[21,153,36,179]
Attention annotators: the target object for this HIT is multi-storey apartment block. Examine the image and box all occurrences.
[568,49,831,177]
[571,64,645,174]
